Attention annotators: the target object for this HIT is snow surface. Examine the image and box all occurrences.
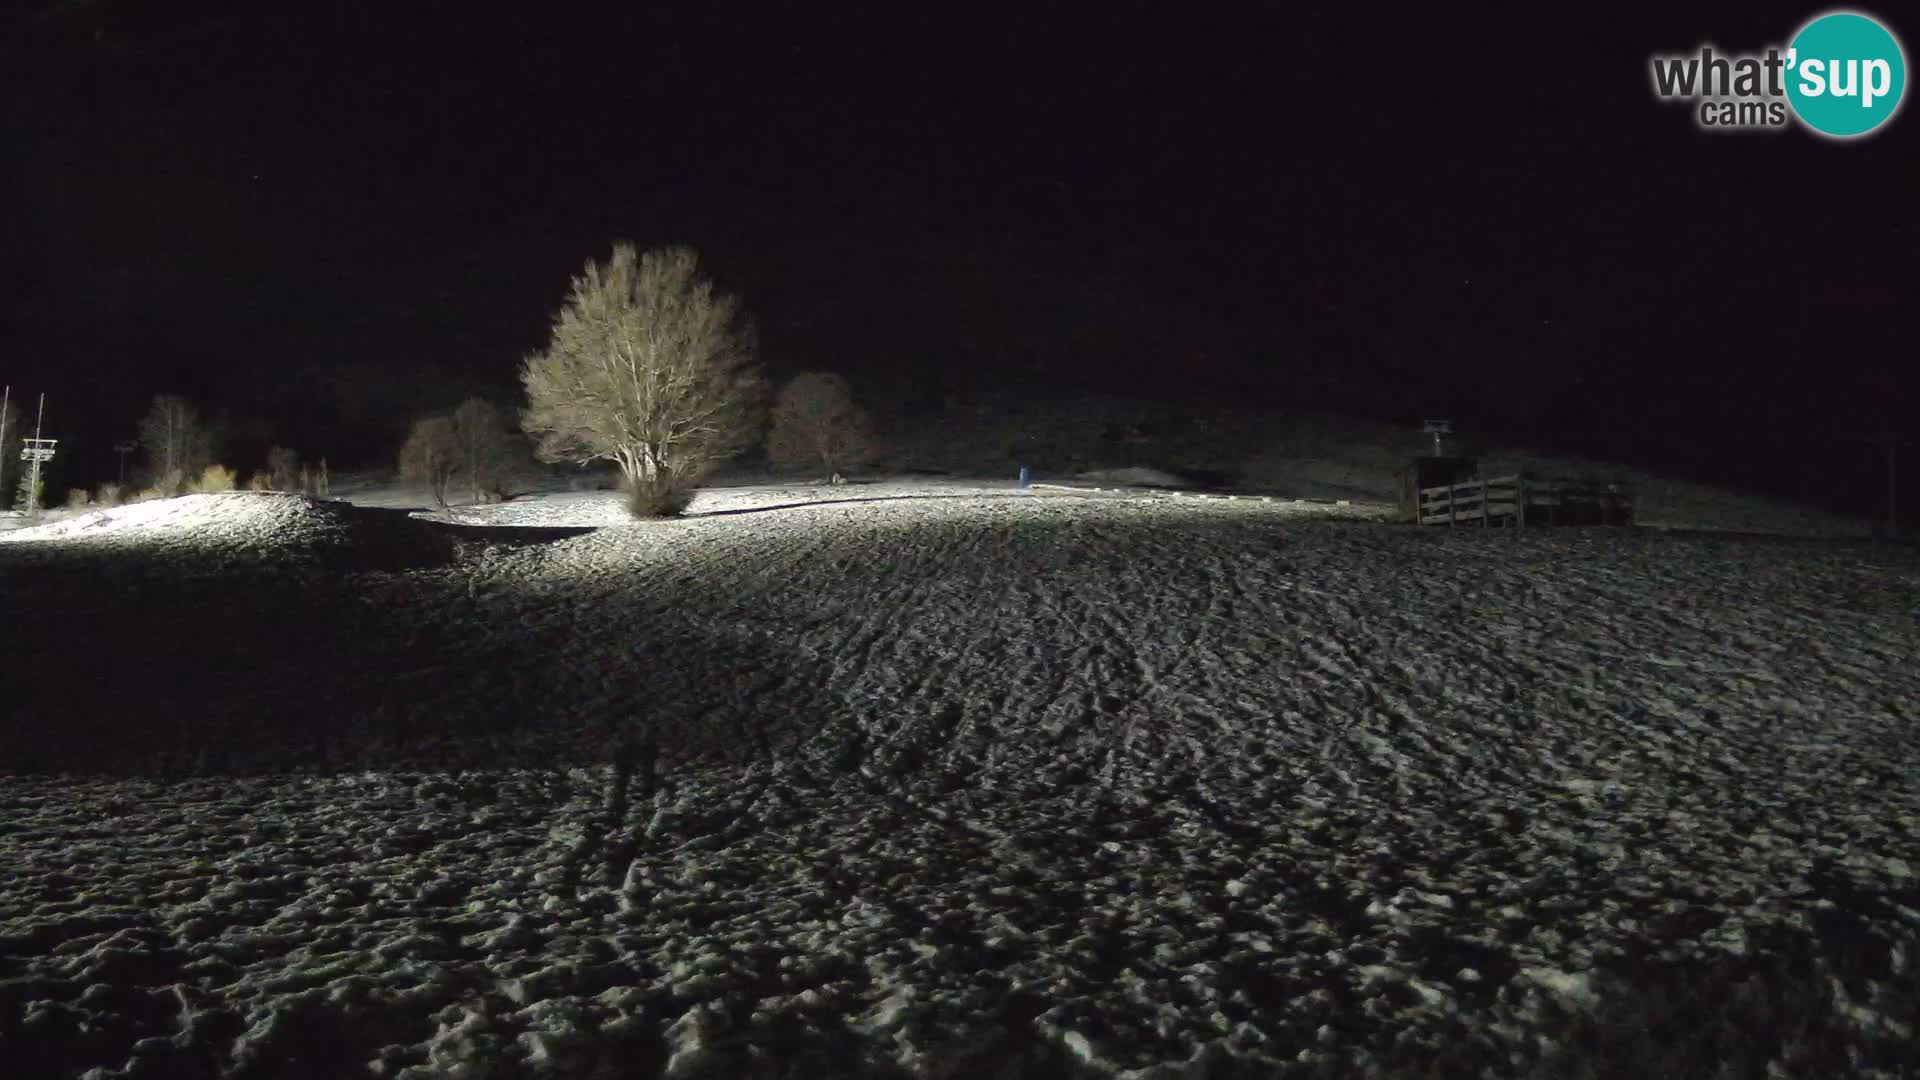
[2,485,1918,1077]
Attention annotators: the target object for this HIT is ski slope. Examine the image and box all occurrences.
[1,487,1916,1077]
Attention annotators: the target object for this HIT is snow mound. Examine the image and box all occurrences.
[0,492,348,544]
[413,491,640,530]
[0,492,459,573]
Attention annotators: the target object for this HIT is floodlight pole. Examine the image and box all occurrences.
[1866,430,1908,538]
[26,393,45,517]
[1888,437,1900,537]
[115,440,138,484]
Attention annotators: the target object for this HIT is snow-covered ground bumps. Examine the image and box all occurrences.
[1,486,1918,1078]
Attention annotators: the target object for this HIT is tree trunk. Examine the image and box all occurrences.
[467,434,481,506]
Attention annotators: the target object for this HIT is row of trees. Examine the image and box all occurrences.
[4,392,326,514]
[394,245,877,517]
[398,398,518,508]
[129,395,327,500]
[518,243,877,516]
[30,245,866,519]
[1,395,24,511]
[396,365,879,515]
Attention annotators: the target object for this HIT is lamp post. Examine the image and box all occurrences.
[1868,430,1909,537]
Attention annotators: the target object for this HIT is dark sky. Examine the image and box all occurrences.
[2,1,1913,507]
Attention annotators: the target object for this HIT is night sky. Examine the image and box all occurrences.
[3,1,1912,512]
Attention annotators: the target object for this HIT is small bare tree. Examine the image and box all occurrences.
[520,244,765,517]
[766,372,880,478]
[15,464,45,512]
[398,416,458,507]
[266,446,300,491]
[192,464,236,493]
[451,397,518,503]
[137,395,211,493]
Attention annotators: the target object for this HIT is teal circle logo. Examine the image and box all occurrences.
[1786,11,1907,138]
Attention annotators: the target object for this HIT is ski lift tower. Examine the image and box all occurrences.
[114,440,138,485]
[19,393,55,517]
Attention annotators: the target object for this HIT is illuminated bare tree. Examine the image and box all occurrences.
[766,372,880,477]
[451,397,518,503]
[0,396,20,504]
[398,416,458,507]
[266,446,300,491]
[396,400,518,507]
[137,394,210,494]
[520,244,765,516]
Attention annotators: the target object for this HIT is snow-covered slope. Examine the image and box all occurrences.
[872,392,1878,537]
[1,488,1916,1078]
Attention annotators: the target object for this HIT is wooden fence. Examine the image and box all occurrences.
[1417,473,1633,527]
